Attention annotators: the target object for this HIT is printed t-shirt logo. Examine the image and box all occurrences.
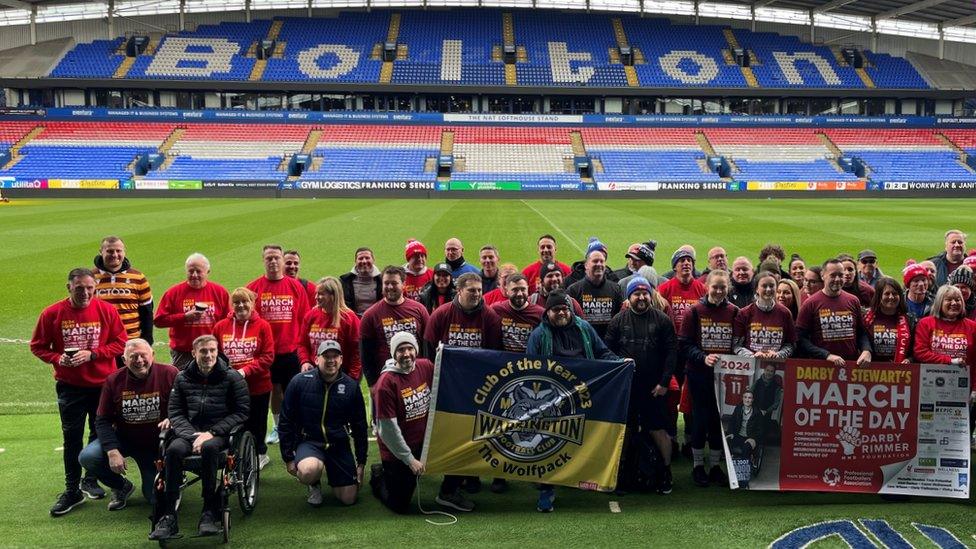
[382,316,419,343]
[260,293,295,323]
[500,317,533,352]
[930,329,968,358]
[222,335,259,367]
[580,294,614,324]
[818,309,854,341]
[121,390,162,423]
[402,382,431,422]
[750,322,784,351]
[61,319,102,351]
[474,376,585,462]
[873,325,897,357]
[700,317,733,352]
[447,323,483,347]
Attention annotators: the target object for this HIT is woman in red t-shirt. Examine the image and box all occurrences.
[299,277,362,380]
[863,277,913,363]
[914,285,976,379]
[212,287,274,462]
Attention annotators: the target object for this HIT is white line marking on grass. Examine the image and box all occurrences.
[0,401,53,408]
[609,501,621,513]
[54,447,63,452]
[519,200,584,256]
[0,448,5,453]
[0,338,30,344]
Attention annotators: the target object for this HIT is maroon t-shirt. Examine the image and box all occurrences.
[97,362,178,450]
[373,358,434,461]
[866,311,900,362]
[360,299,430,367]
[491,301,544,353]
[425,301,502,350]
[796,291,864,360]
[733,303,797,354]
[680,301,738,373]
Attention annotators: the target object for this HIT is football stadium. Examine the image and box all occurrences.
[0,0,975,547]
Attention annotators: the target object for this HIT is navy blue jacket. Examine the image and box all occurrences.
[278,369,368,465]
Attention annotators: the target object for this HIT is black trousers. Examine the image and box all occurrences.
[55,381,101,491]
[375,457,464,514]
[246,392,271,456]
[687,370,722,451]
[163,436,228,514]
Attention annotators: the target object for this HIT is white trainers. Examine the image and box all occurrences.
[306,484,323,507]
[258,454,270,471]
[266,427,279,445]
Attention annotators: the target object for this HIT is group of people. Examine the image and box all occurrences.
[29,230,976,536]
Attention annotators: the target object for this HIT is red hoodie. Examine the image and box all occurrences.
[298,307,362,380]
[154,281,230,352]
[31,297,127,388]
[913,316,976,389]
[246,275,310,354]
[212,312,274,395]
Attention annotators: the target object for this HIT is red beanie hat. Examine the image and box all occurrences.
[902,260,928,287]
[405,239,427,261]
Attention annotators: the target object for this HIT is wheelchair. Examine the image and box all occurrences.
[150,425,259,545]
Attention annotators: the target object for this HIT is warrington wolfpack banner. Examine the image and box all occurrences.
[422,347,633,491]
[714,356,970,498]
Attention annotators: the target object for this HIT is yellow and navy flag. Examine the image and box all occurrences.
[421,347,633,492]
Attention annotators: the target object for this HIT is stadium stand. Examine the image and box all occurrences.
[3,121,975,183]
[47,10,929,90]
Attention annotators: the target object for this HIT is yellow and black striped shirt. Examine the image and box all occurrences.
[93,268,152,339]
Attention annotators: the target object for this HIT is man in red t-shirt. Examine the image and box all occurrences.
[796,258,872,366]
[360,266,430,387]
[658,248,706,333]
[403,239,433,302]
[81,339,178,511]
[31,267,127,516]
[284,250,317,307]
[370,332,472,514]
[522,234,571,294]
[154,253,229,370]
[492,274,544,353]
[247,244,311,445]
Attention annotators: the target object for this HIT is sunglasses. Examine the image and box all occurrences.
[860,258,876,264]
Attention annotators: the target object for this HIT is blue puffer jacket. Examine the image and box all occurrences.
[278,370,368,465]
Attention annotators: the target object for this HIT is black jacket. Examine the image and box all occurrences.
[168,357,249,440]
[604,307,677,389]
[278,370,368,465]
[418,281,456,314]
[729,405,763,440]
[339,271,382,314]
[729,279,756,309]
[564,260,620,288]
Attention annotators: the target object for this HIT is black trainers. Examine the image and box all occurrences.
[681,442,693,460]
[80,477,106,500]
[197,510,221,537]
[708,465,728,486]
[149,514,179,540]
[435,491,475,512]
[463,476,482,494]
[489,478,508,494]
[692,465,709,487]
[108,479,135,511]
[657,466,673,495]
[50,489,85,517]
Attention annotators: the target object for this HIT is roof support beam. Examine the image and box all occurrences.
[943,13,976,27]
[751,0,779,9]
[814,0,859,15]
[875,0,953,22]
[0,0,31,10]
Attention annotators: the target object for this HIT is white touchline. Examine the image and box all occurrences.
[520,200,585,256]
[55,447,64,451]
[0,337,168,347]
[609,501,621,513]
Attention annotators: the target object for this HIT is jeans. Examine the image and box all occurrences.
[55,381,101,491]
[78,439,157,502]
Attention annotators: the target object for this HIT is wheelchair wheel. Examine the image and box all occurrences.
[234,431,259,515]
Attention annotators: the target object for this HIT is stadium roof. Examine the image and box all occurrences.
[0,0,972,35]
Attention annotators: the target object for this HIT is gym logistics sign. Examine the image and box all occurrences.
[422,347,632,491]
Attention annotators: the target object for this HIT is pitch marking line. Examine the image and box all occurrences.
[0,448,5,454]
[609,501,621,513]
[519,200,585,256]
[54,447,63,452]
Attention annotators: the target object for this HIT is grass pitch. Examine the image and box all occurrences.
[0,198,973,548]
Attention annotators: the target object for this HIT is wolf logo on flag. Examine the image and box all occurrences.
[422,347,632,491]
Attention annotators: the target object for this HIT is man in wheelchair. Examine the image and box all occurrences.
[150,335,249,540]
[726,390,764,462]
